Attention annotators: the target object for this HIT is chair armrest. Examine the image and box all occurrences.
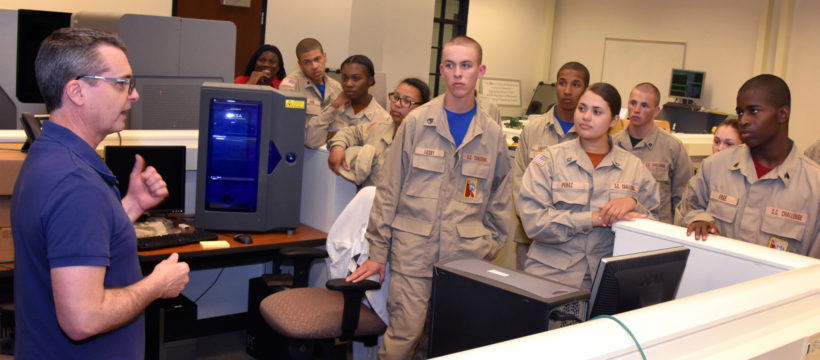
[326,278,381,292]
[325,278,381,340]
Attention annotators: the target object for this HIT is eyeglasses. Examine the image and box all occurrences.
[388,92,419,108]
[75,75,136,94]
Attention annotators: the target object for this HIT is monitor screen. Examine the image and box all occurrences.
[525,81,558,115]
[587,246,690,320]
[16,9,72,103]
[669,69,705,100]
[19,113,48,152]
[203,98,262,212]
[104,145,187,214]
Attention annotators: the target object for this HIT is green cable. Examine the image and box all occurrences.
[593,314,647,360]
[0,264,13,270]
[0,147,25,152]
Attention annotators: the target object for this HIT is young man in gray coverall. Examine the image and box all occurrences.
[346,36,512,359]
[279,38,342,147]
[613,82,692,224]
[677,74,820,258]
[510,62,587,269]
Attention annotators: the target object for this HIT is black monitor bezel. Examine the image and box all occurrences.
[669,68,706,100]
[104,145,187,215]
[587,246,690,320]
[19,112,48,152]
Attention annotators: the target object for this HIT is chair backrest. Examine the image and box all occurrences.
[324,186,390,325]
[326,186,377,279]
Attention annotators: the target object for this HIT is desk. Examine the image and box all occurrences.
[138,223,327,272]
[0,223,326,359]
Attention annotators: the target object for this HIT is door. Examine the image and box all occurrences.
[174,0,266,79]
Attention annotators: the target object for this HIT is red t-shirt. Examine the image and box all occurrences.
[234,75,281,89]
[752,156,773,178]
[586,152,607,168]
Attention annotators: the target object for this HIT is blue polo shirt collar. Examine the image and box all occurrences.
[41,121,119,187]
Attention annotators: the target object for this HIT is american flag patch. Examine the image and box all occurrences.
[280,78,296,89]
[533,153,550,167]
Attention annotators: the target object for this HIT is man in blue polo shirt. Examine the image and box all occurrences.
[11,27,190,359]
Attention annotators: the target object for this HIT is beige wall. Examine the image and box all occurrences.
[468,0,556,117]
[550,0,761,114]
[549,0,817,149]
[267,0,433,95]
[348,0,434,91]
[785,0,820,151]
[1,0,170,16]
[266,0,353,76]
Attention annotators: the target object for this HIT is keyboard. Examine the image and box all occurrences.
[137,229,218,251]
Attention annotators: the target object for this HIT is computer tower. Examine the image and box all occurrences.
[195,82,306,232]
[245,276,289,358]
[145,295,198,360]
[428,258,589,357]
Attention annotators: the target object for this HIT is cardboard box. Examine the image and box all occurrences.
[0,196,8,228]
[0,148,26,196]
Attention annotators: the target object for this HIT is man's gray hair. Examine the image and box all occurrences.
[35,27,126,112]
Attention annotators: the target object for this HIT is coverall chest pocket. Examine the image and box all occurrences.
[407,153,445,198]
[608,182,638,203]
[707,190,739,223]
[761,207,806,243]
[608,189,637,203]
[552,183,589,210]
[459,160,491,203]
[648,164,670,182]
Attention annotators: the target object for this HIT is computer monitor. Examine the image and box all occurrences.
[104,145,187,215]
[587,246,690,320]
[16,9,72,103]
[194,82,306,232]
[524,81,558,116]
[428,258,589,357]
[19,112,48,152]
[669,69,705,100]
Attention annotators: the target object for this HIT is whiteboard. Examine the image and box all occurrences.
[601,38,686,107]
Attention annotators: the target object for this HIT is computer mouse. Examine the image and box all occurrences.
[233,233,253,244]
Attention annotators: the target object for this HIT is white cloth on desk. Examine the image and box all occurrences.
[325,186,390,325]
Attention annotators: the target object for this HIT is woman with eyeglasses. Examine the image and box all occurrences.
[305,54,391,148]
[327,78,431,186]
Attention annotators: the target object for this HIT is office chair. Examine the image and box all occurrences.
[259,186,388,359]
[259,278,385,359]
[246,247,329,358]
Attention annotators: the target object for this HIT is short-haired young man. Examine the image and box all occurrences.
[346,36,511,359]
[279,38,342,133]
[11,27,189,358]
[613,82,692,224]
[677,74,820,258]
[510,61,588,269]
